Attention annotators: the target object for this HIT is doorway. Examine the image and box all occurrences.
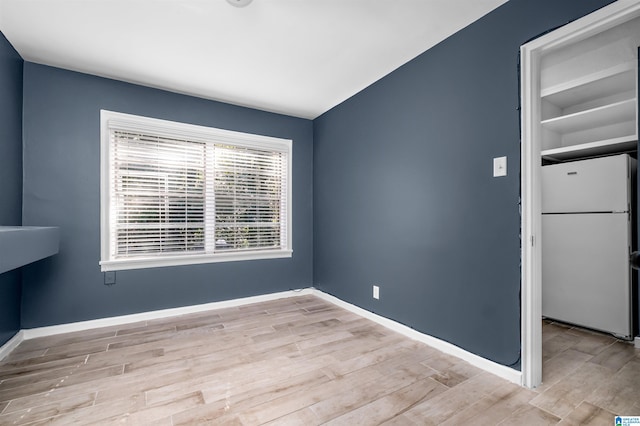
[520,1,640,388]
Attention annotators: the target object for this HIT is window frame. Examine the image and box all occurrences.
[100,110,292,272]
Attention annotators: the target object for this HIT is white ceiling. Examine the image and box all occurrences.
[0,0,508,119]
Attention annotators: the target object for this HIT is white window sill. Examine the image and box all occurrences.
[100,249,293,272]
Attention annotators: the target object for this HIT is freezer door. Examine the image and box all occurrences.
[542,154,631,213]
[542,213,632,338]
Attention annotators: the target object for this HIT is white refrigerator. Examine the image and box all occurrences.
[542,154,636,339]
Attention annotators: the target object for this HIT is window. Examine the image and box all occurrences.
[100,110,292,271]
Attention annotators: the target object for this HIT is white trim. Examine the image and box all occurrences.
[0,330,24,361]
[21,288,313,340]
[635,336,640,349]
[5,288,522,385]
[522,1,640,52]
[520,0,640,389]
[100,249,293,272]
[99,109,293,272]
[101,110,293,151]
[313,290,523,385]
[520,38,543,390]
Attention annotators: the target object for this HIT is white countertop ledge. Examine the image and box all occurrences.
[0,226,60,274]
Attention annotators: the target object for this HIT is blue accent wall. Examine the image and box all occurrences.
[9,0,628,366]
[20,63,313,328]
[0,31,23,346]
[313,0,614,367]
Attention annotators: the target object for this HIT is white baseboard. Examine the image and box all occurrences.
[313,290,523,386]
[21,288,314,340]
[635,336,640,349]
[0,330,25,361]
[5,286,523,386]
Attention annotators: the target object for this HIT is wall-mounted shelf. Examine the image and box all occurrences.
[0,226,60,274]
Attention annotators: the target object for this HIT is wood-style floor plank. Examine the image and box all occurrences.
[558,401,616,426]
[1,296,639,424]
[322,377,447,425]
[0,392,96,425]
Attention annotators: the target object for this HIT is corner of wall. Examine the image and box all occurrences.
[0,329,24,361]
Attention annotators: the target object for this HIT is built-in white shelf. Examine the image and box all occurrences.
[0,226,60,275]
[539,16,638,162]
[541,135,638,161]
[541,62,636,108]
[541,98,636,134]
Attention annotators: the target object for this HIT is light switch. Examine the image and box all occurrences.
[493,156,507,177]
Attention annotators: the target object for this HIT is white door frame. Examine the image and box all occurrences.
[520,0,640,388]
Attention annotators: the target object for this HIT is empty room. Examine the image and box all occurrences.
[1,0,640,424]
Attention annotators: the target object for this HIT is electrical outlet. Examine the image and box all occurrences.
[104,271,116,285]
[373,285,380,300]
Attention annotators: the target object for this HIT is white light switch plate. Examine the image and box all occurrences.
[493,156,507,177]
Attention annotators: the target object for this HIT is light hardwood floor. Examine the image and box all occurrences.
[0,295,638,425]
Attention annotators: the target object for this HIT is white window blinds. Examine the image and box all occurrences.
[214,144,288,252]
[100,110,292,271]
[110,131,207,256]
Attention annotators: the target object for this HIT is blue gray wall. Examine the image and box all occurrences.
[20,63,313,328]
[0,32,23,346]
[313,0,614,367]
[7,0,628,367]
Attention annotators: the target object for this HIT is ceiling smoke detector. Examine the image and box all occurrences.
[227,0,253,7]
